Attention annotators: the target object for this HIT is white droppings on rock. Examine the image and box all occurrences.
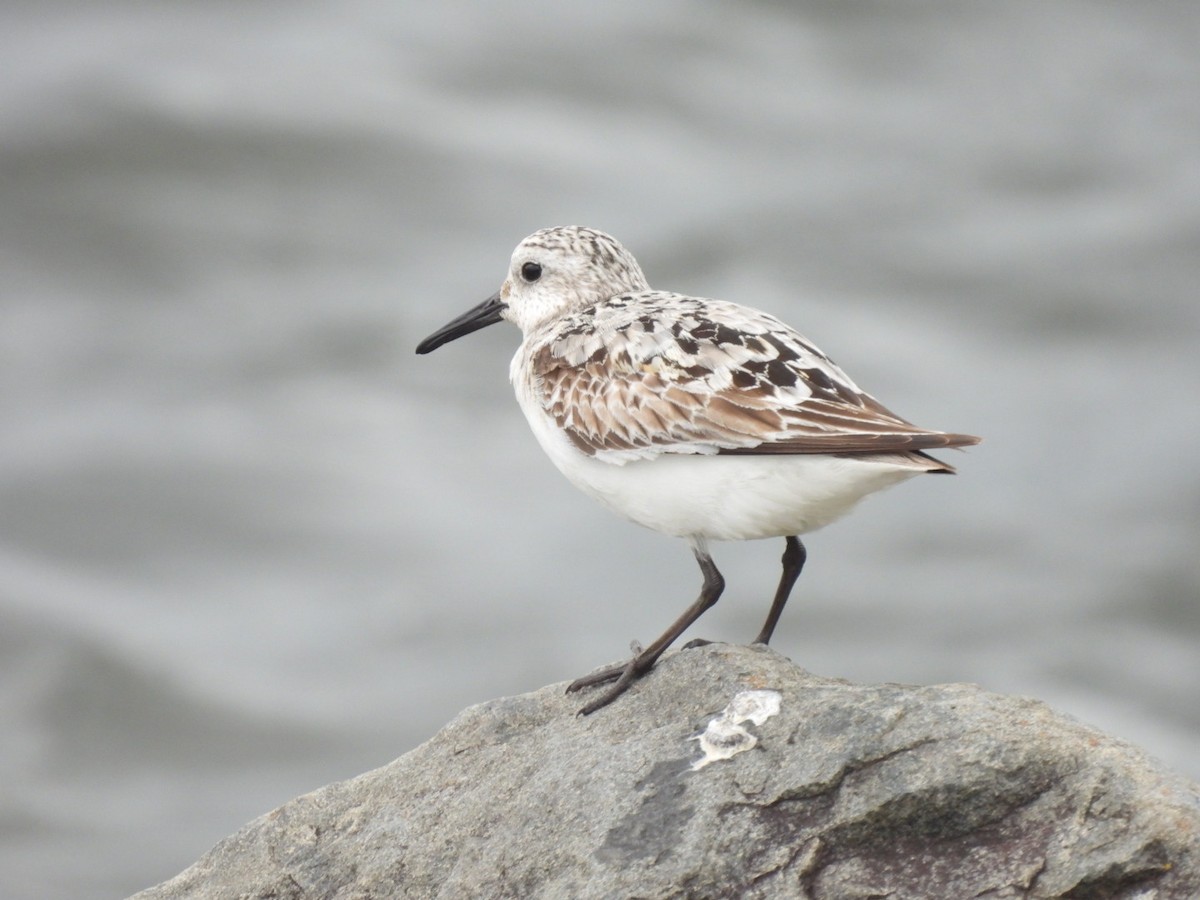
[690,689,782,770]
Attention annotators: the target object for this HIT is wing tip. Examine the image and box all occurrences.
[943,432,982,449]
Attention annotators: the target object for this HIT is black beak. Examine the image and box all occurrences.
[415,291,507,354]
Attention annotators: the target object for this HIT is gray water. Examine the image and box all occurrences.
[2,2,1198,896]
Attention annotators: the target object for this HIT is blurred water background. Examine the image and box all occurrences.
[2,2,1198,896]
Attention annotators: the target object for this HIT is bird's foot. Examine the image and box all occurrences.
[681,637,715,650]
[567,641,652,715]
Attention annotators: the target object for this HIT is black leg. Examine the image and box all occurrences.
[752,536,806,645]
[567,544,725,715]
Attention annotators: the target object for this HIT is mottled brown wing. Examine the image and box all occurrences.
[532,340,979,462]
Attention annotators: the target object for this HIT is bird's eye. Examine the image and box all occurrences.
[521,261,542,282]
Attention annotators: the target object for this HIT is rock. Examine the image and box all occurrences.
[132,644,1200,899]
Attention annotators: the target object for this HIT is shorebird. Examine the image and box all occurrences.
[417,226,979,714]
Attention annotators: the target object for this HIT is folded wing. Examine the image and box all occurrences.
[531,293,980,465]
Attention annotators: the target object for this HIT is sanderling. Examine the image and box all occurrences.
[417,226,979,714]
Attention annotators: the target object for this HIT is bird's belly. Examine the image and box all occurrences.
[567,451,921,541]
[513,374,926,541]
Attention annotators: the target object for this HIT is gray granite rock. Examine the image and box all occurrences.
[133,644,1200,899]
